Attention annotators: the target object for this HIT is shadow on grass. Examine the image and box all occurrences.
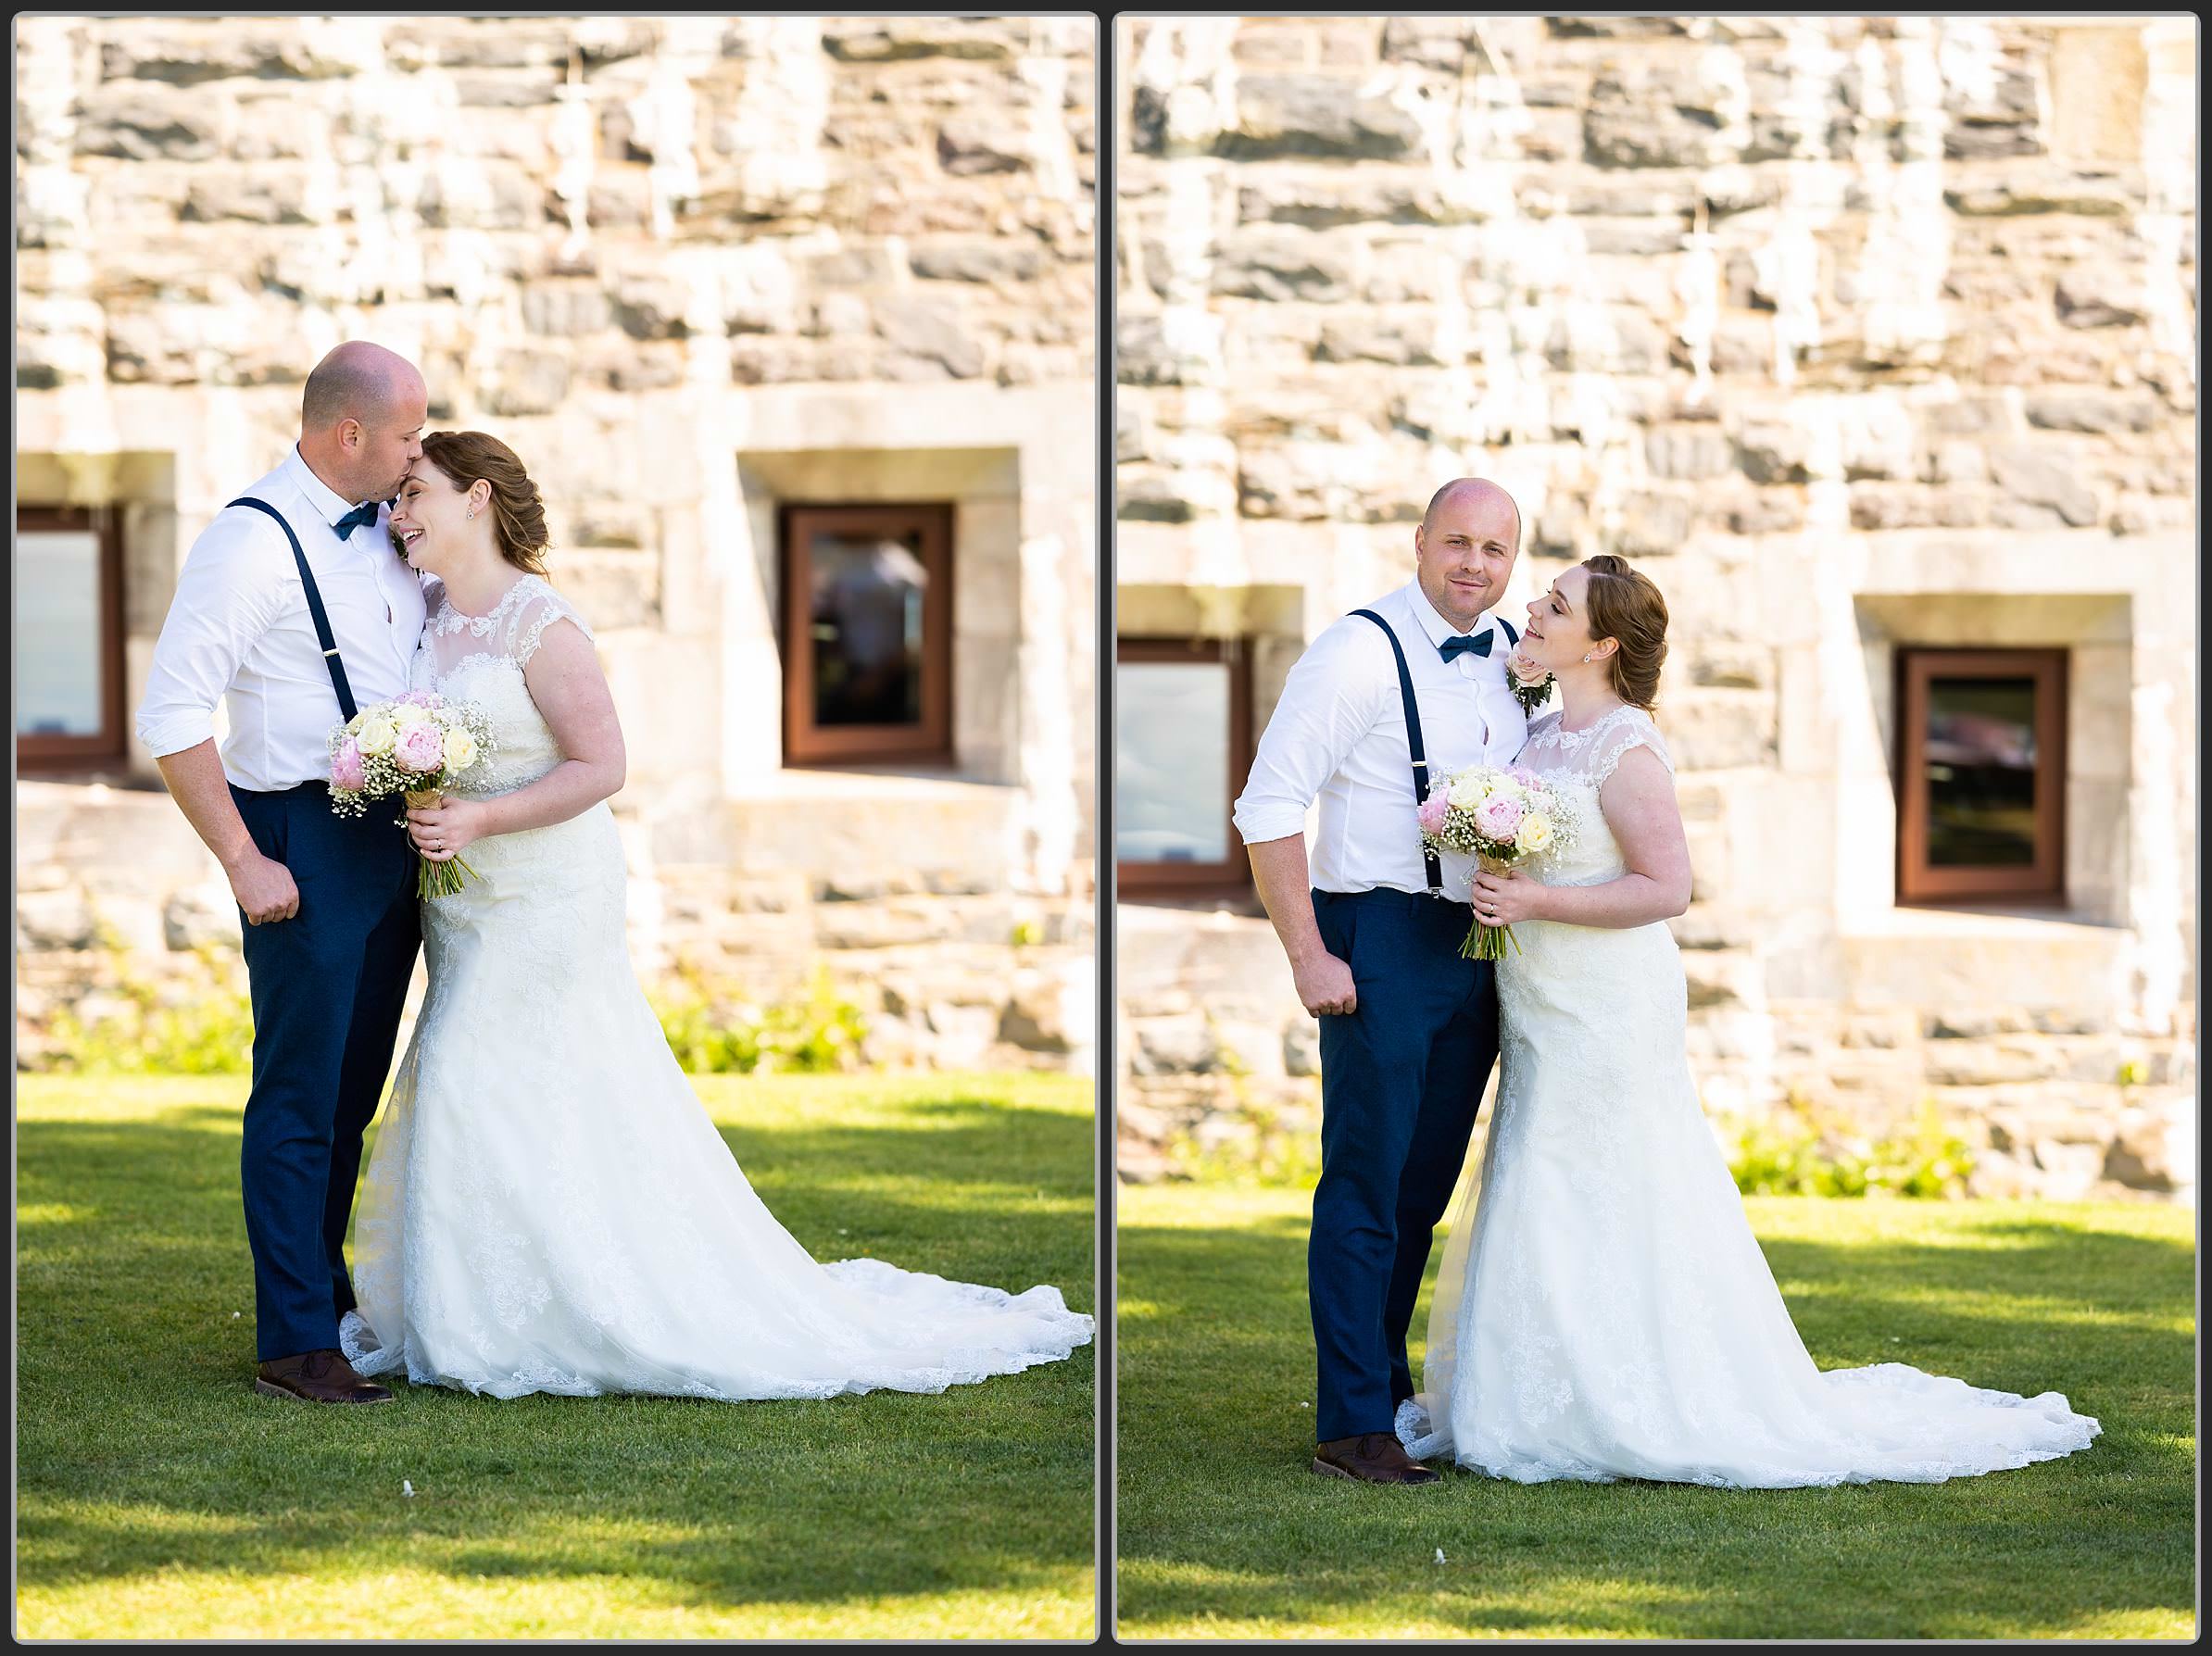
[1115,1207,2194,1637]
[18,1090,1094,1617]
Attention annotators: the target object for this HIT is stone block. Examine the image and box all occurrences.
[1610,492,1691,557]
[1211,229,1356,304]
[823,18,1024,61]
[872,295,986,378]
[2055,265,2148,329]
[1132,1013,1222,1076]
[18,889,98,951]
[1734,422,1810,486]
[1721,493,1804,535]
[2024,391,2162,434]
[1313,314,1445,367]
[74,84,220,161]
[1645,424,1736,481]
[1585,69,1741,169]
[521,282,614,337]
[483,348,572,418]
[728,337,824,384]
[611,274,693,341]
[936,116,1030,176]
[1220,74,1426,163]
[1944,169,2137,218]
[1661,691,1778,772]
[908,240,1046,283]
[163,884,240,951]
[1988,444,2100,526]
[181,168,315,225]
[100,21,358,84]
[1237,171,1477,231]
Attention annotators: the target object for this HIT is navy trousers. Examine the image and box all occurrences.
[232,783,421,1362]
[1309,886,1502,1442]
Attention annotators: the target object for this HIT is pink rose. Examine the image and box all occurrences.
[1509,766,1543,788]
[1416,794,1449,834]
[393,721,446,774]
[1474,795,1525,841]
[331,738,366,792]
[398,688,439,708]
[1508,650,1549,687]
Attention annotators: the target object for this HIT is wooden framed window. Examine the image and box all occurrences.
[1115,636,1252,895]
[16,505,127,770]
[780,503,953,766]
[1896,647,2067,904]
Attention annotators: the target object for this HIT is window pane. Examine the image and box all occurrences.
[1925,676,2039,868]
[15,529,106,738]
[1117,659,1229,865]
[808,529,928,728]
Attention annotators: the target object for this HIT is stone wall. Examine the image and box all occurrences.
[1114,16,2195,1198]
[15,14,1100,1076]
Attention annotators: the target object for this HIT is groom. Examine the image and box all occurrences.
[1234,478,1529,1484]
[135,342,430,1404]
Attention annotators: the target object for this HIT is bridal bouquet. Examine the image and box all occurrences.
[327,691,496,897]
[1416,764,1578,960]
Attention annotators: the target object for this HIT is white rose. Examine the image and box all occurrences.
[355,716,397,757]
[1518,810,1553,853]
[1446,772,1493,811]
[391,700,431,727]
[443,727,479,772]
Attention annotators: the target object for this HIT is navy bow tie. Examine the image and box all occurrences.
[333,500,383,539]
[1439,629,1494,662]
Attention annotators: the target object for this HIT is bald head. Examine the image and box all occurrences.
[1422,477,1521,548]
[301,341,424,435]
[297,341,429,506]
[1413,476,1523,631]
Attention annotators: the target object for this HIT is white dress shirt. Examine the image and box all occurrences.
[136,445,428,791]
[1233,580,1529,895]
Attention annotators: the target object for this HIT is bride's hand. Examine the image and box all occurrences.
[1471,866,1546,926]
[407,795,486,861]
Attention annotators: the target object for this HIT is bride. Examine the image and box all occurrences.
[1398,553,2099,1487]
[337,430,1091,1401]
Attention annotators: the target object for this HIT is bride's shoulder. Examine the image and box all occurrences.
[509,573,596,659]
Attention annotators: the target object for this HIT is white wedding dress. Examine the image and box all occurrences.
[339,574,1091,1400]
[1396,704,2099,1487]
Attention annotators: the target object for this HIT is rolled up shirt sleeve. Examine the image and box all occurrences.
[134,515,288,759]
[1232,619,1386,846]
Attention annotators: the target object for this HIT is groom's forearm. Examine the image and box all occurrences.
[153,741,260,874]
[1246,835,1329,967]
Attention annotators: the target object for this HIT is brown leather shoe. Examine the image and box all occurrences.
[1312,1432,1439,1485]
[256,1349,394,1405]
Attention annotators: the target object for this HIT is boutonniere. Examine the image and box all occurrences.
[1507,650,1553,714]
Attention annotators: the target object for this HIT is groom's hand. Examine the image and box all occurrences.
[1292,950,1358,1018]
[226,847,300,925]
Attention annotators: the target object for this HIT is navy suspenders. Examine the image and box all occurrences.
[227,496,360,722]
[1350,608,1519,900]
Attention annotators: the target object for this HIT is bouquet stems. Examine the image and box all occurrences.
[403,787,477,899]
[1460,852,1523,961]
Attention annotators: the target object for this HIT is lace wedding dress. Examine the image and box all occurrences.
[1395,704,2099,1486]
[339,574,1091,1399]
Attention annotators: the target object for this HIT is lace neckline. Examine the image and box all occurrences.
[428,574,544,637]
[1533,703,1641,751]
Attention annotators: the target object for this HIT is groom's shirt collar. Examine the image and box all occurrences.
[283,443,367,533]
[1402,579,1498,651]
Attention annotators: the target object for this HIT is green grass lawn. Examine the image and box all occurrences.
[17,1073,1096,1639]
[1117,1181,2195,1640]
